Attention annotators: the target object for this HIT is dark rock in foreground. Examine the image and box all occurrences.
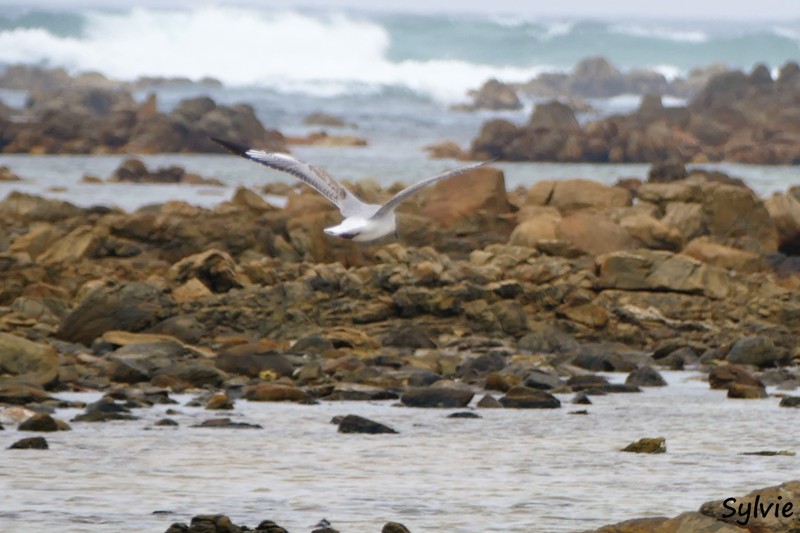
[9,436,48,449]
[337,414,398,434]
[622,437,666,454]
[499,386,561,408]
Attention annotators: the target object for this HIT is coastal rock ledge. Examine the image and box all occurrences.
[583,480,800,533]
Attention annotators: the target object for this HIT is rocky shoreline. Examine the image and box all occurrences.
[1,157,799,529]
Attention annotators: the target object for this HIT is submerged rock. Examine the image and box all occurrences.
[9,436,49,449]
[622,437,666,454]
[337,414,398,434]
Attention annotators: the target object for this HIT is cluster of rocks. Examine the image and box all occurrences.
[0,66,285,155]
[0,161,798,413]
[163,516,410,533]
[458,57,728,112]
[459,62,800,164]
[83,158,224,186]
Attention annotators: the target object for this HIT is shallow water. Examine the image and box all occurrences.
[1,150,797,214]
[1,371,797,533]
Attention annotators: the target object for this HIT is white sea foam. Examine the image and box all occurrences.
[611,24,709,43]
[0,6,540,102]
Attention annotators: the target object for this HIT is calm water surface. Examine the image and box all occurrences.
[1,372,797,533]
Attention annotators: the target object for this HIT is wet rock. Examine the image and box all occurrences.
[726,335,784,368]
[626,366,667,387]
[57,282,174,346]
[447,411,480,419]
[303,112,349,127]
[499,385,561,408]
[18,413,71,432]
[9,436,49,449]
[571,392,592,404]
[244,383,310,403]
[476,394,502,408]
[155,418,179,427]
[337,414,398,434]
[215,344,294,378]
[622,437,666,454]
[205,393,234,410]
[401,387,474,408]
[73,396,139,422]
[780,396,800,408]
[727,383,768,399]
[381,523,412,533]
[522,369,564,390]
[185,514,243,533]
[191,418,262,429]
[708,364,764,390]
[0,333,59,388]
[254,520,289,533]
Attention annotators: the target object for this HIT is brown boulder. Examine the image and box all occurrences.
[462,78,522,111]
[557,212,632,256]
[168,249,249,293]
[682,237,762,272]
[57,282,174,346]
[764,191,800,254]
[620,213,683,251]
[421,165,512,228]
[243,383,310,403]
[526,179,632,213]
[701,183,778,253]
[0,333,59,388]
[597,249,731,298]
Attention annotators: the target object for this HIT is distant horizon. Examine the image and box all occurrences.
[5,0,800,21]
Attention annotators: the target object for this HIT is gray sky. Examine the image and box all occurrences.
[12,0,800,20]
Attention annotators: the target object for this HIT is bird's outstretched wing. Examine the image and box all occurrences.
[211,137,368,217]
[373,160,494,217]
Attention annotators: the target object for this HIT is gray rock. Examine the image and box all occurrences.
[726,335,783,367]
[57,282,173,346]
[499,386,561,408]
[401,387,474,408]
[337,414,398,434]
[626,366,667,387]
[780,396,800,408]
[523,369,564,390]
[9,436,48,449]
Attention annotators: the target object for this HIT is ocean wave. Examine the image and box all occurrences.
[0,6,544,102]
[610,24,709,43]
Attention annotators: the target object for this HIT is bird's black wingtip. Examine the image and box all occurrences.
[209,136,251,156]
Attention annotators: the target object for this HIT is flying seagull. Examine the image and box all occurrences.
[211,137,492,242]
